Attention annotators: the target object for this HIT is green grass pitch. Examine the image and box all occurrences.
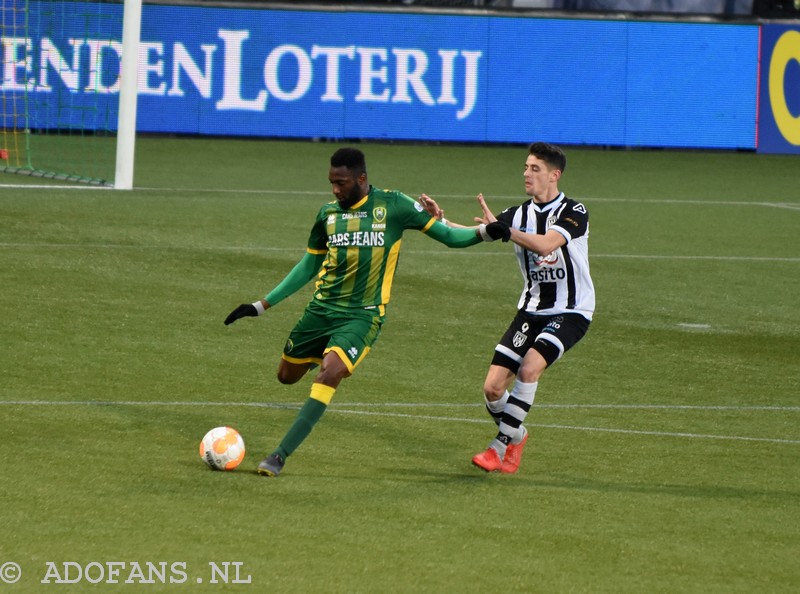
[1,139,799,592]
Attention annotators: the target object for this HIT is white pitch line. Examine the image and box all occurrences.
[2,400,798,445]
[321,408,800,444]
[522,423,800,445]
[114,189,800,210]
[2,400,798,411]
[0,184,111,190]
[0,243,299,251]
[1,242,797,263]
[329,409,800,445]
[334,403,800,412]
[590,254,800,263]
[3,183,798,211]
[583,197,800,210]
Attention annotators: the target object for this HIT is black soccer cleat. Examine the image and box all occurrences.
[257,453,285,478]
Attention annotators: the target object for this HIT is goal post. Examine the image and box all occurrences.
[114,0,141,190]
[0,0,141,188]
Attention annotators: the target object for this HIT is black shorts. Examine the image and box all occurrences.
[491,311,590,373]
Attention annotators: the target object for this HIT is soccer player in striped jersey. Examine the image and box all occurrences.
[224,147,509,477]
[420,142,595,474]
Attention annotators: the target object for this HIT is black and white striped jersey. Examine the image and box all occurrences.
[496,192,595,321]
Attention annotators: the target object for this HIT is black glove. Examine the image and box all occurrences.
[485,221,511,242]
[224,303,258,326]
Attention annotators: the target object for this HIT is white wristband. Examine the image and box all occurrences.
[252,300,266,315]
[478,223,494,242]
[440,217,448,226]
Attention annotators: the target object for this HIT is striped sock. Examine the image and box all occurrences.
[484,391,509,425]
[496,380,538,450]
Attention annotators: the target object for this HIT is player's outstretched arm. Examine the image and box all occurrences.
[424,217,509,246]
[509,228,566,255]
[224,251,325,325]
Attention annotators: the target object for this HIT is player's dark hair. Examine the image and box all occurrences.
[529,142,566,173]
[331,147,367,177]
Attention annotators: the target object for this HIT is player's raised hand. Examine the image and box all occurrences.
[473,193,497,224]
[418,194,444,220]
[224,301,266,325]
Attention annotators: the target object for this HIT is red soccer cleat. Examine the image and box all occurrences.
[500,432,529,474]
[472,447,503,472]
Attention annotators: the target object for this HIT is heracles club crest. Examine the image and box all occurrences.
[512,323,530,348]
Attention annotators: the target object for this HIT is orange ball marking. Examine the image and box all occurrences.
[225,447,245,470]
[212,438,228,455]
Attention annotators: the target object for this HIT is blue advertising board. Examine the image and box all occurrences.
[758,24,800,154]
[2,4,760,149]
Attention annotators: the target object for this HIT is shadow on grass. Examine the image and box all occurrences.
[195,462,799,504]
[532,472,800,502]
[314,465,800,502]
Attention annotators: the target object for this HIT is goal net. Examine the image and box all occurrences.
[1,0,137,187]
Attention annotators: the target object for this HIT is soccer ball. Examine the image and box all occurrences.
[199,426,245,471]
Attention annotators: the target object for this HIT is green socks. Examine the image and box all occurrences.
[274,397,328,459]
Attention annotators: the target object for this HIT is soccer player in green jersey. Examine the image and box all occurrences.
[224,147,510,477]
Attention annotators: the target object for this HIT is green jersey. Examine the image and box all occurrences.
[264,186,480,314]
[306,186,435,315]
[308,187,435,315]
